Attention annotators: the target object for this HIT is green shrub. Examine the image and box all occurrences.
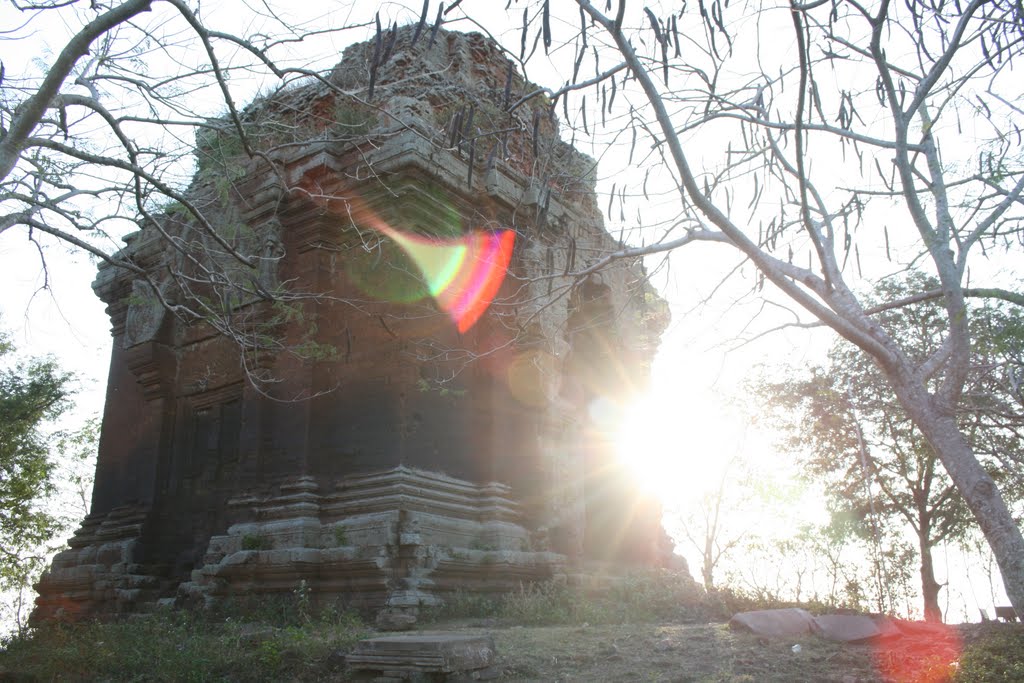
[208,589,364,630]
[601,569,706,622]
[241,533,272,551]
[501,580,578,624]
[428,570,705,626]
[424,589,502,621]
[697,585,838,622]
[331,100,376,138]
[955,626,1024,682]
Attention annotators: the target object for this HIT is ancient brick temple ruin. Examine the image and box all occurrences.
[34,27,684,627]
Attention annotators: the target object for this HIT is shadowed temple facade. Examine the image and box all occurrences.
[34,27,687,627]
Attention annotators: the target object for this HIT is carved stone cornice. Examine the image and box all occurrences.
[124,341,175,401]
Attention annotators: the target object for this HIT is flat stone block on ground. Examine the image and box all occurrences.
[728,608,817,638]
[347,633,496,677]
[813,614,901,643]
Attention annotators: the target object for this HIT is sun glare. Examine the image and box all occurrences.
[614,389,744,504]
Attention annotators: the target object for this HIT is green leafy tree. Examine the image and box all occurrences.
[756,273,1024,621]
[0,329,75,630]
[51,417,100,522]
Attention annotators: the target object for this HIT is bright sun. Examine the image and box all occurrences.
[614,377,826,555]
[613,387,747,505]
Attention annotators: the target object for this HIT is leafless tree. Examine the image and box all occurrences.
[0,0,387,391]
[485,0,1024,614]
[668,456,750,591]
[0,1,653,398]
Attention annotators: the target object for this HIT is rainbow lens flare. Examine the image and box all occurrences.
[374,224,515,333]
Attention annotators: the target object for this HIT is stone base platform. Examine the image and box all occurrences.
[174,466,565,628]
[32,504,170,622]
[36,466,566,627]
[347,634,498,682]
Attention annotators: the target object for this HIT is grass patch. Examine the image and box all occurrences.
[426,572,857,627]
[955,624,1024,682]
[0,605,367,682]
[427,570,706,625]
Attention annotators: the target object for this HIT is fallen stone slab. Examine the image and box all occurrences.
[891,619,962,639]
[347,633,498,681]
[812,614,901,643]
[728,608,817,638]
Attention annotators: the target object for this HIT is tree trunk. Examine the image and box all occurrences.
[918,532,943,623]
[703,535,716,591]
[893,375,1024,618]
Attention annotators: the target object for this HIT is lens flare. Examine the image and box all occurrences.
[375,224,515,333]
[290,180,516,333]
[872,621,961,683]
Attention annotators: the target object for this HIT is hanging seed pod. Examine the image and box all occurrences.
[368,14,383,100]
[564,237,577,275]
[428,3,444,48]
[532,109,541,158]
[381,23,398,66]
[462,103,475,141]
[411,0,429,46]
[645,8,664,44]
[448,106,464,148]
[503,63,513,110]
[614,0,626,33]
[520,8,528,60]
[543,0,552,52]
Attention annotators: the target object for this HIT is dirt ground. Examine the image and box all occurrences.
[423,618,986,683]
